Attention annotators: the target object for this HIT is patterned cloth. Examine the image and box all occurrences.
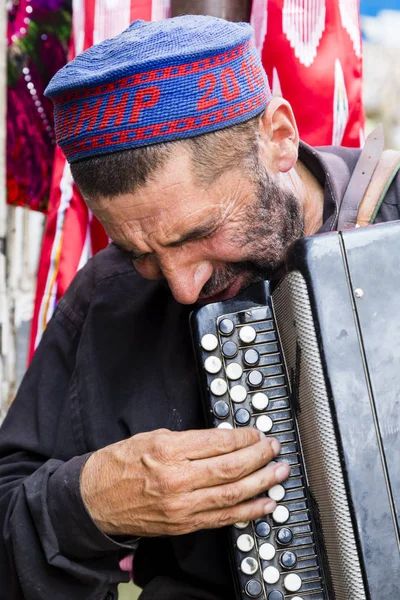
[7,0,71,212]
[47,16,270,162]
[28,0,365,359]
[251,0,365,146]
[29,0,171,359]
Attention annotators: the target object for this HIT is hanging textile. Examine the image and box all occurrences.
[251,0,365,146]
[28,0,171,360]
[7,0,71,212]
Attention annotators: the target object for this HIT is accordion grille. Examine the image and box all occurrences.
[272,271,366,600]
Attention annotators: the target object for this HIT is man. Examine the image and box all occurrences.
[0,15,399,600]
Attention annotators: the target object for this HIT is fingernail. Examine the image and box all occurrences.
[271,438,281,455]
[264,499,277,514]
[275,463,290,482]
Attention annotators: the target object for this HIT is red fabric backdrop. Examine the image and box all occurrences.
[28,0,365,360]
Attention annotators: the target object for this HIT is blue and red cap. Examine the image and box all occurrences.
[46,15,272,163]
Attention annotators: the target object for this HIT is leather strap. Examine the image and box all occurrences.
[337,124,385,230]
[356,149,400,227]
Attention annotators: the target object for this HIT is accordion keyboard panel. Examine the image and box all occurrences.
[193,302,327,600]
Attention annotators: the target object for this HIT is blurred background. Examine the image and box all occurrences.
[1,1,399,597]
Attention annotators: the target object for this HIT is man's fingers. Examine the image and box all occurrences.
[175,427,263,460]
[192,461,290,512]
[191,436,281,489]
[189,496,278,534]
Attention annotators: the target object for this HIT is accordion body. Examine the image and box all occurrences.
[191,221,400,599]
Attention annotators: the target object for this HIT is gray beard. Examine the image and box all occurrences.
[200,167,304,298]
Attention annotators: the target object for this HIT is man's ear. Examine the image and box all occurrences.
[257,98,299,174]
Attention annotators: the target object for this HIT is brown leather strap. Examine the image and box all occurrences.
[337,124,385,230]
[356,149,400,227]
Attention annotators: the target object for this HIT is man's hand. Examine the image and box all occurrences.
[80,428,290,537]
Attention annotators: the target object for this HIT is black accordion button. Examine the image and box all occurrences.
[267,592,283,600]
[213,401,230,419]
[276,527,293,546]
[255,521,271,538]
[245,579,263,598]
[244,349,260,366]
[222,341,238,358]
[280,550,297,569]
[235,408,250,426]
[247,370,263,388]
[219,318,234,336]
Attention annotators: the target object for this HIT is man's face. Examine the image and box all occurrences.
[88,147,304,305]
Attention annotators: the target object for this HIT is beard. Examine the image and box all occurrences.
[199,165,304,300]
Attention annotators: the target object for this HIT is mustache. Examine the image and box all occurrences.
[200,260,277,298]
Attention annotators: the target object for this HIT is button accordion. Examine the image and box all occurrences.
[190,221,400,600]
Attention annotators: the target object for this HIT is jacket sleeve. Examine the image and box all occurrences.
[0,305,136,600]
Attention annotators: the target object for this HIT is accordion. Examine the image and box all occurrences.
[191,220,400,600]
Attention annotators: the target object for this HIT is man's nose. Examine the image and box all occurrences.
[135,256,213,304]
[162,260,213,304]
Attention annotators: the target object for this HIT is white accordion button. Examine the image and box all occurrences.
[284,573,302,592]
[256,415,273,433]
[291,597,305,600]
[251,392,269,411]
[258,542,276,561]
[236,534,255,553]
[239,325,257,344]
[210,378,228,396]
[201,334,218,351]
[272,505,290,524]
[263,566,280,584]
[234,521,249,529]
[226,362,243,380]
[229,385,247,403]
[217,422,233,429]
[204,356,222,374]
[241,557,258,575]
[268,484,286,502]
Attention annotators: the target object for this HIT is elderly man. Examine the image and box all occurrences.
[0,15,399,600]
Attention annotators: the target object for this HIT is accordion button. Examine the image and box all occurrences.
[244,348,260,366]
[251,392,269,411]
[235,408,251,426]
[283,573,302,592]
[241,557,259,575]
[258,542,276,561]
[276,527,293,545]
[237,534,255,552]
[239,325,257,344]
[272,505,289,524]
[201,334,218,352]
[256,415,273,433]
[262,566,280,584]
[226,362,243,380]
[204,356,222,374]
[247,370,264,388]
[210,378,228,396]
[268,484,285,502]
[213,400,230,419]
[230,385,247,403]
[222,341,238,358]
[267,592,283,600]
[245,580,263,598]
[219,318,234,336]
[234,521,249,529]
[217,422,233,429]
[255,521,271,538]
[280,550,297,569]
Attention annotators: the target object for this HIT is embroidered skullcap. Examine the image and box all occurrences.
[46,15,271,163]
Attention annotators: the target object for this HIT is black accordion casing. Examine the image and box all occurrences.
[191,220,400,599]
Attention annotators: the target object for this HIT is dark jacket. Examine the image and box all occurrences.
[0,144,399,600]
